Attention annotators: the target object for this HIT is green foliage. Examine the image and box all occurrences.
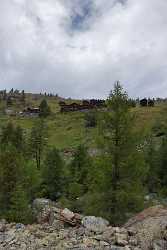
[128,98,136,108]
[85,111,97,128]
[39,99,51,118]
[29,119,48,169]
[1,122,24,152]
[68,145,92,199]
[0,146,24,214]
[157,136,167,195]
[8,184,33,224]
[0,122,40,223]
[23,161,42,200]
[62,145,93,212]
[42,148,64,200]
[145,136,161,193]
[146,106,167,196]
[95,82,147,224]
[1,122,15,146]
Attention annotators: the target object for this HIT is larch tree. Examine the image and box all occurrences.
[29,119,48,169]
[98,82,147,224]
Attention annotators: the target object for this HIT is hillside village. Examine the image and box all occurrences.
[0,88,159,117]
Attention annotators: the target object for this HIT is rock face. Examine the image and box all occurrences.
[0,201,167,249]
[124,205,167,250]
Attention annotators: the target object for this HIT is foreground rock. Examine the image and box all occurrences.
[0,198,141,250]
[82,216,109,233]
[0,220,141,250]
[1,200,167,249]
[124,205,167,250]
[33,198,82,226]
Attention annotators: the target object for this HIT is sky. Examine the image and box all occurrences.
[0,0,167,99]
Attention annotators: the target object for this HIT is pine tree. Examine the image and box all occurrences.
[14,126,24,152]
[145,136,160,193]
[42,148,64,200]
[151,105,167,195]
[29,119,47,169]
[158,136,167,193]
[0,146,24,213]
[1,123,24,152]
[1,122,15,146]
[68,145,92,200]
[8,184,33,224]
[20,90,25,105]
[39,99,51,118]
[98,82,147,224]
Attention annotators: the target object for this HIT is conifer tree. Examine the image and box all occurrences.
[39,99,51,118]
[14,125,24,152]
[68,145,91,200]
[20,90,25,105]
[42,148,64,200]
[29,119,47,169]
[1,122,15,146]
[1,123,24,152]
[8,184,33,224]
[0,146,24,213]
[158,136,167,193]
[98,82,147,224]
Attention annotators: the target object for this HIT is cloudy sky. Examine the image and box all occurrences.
[0,0,167,98]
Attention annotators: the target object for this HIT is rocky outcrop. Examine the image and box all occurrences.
[33,198,83,226]
[0,200,167,249]
[124,205,167,250]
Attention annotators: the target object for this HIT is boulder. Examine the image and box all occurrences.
[61,208,75,221]
[82,216,109,233]
[32,198,52,213]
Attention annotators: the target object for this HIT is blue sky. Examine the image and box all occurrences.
[0,0,167,98]
[70,0,93,31]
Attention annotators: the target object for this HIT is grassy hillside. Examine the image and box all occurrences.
[0,93,165,151]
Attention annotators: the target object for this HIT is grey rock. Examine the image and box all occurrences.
[33,198,51,211]
[82,216,109,233]
[153,240,167,250]
[115,233,128,246]
[110,246,125,250]
[0,232,15,243]
[15,223,25,230]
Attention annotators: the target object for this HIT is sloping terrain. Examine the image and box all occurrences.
[0,93,164,152]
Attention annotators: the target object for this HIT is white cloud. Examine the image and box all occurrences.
[0,0,167,98]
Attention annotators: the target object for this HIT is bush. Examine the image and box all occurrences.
[85,111,97,128]
[8,184,33,224]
